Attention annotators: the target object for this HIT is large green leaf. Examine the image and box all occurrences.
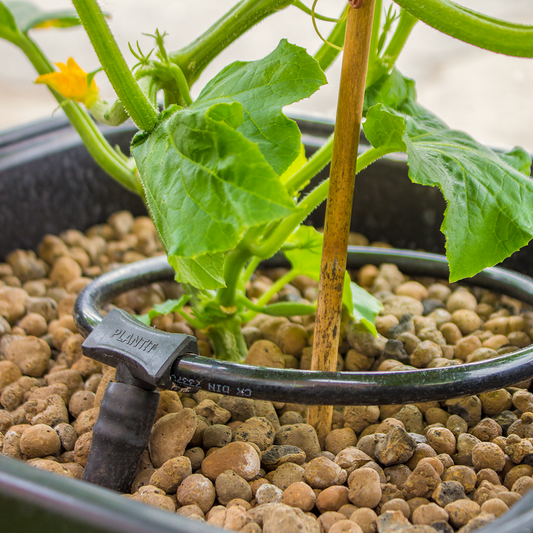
[6,1,80,32]
[132,102,295,287]
[500,147,532,177]
[169,252,226,290]
[194,39,326,175]
[132,41,324,290]
[405,126,533,281]
[363,72,533,282]
[284,226,381,333]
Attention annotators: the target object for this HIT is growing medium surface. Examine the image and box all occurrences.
[2,210,533,532]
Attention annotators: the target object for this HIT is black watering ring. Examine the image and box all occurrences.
[73,246,533,532]
[74,246,533,406]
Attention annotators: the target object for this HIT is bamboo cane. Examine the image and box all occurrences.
[307,0,376,445]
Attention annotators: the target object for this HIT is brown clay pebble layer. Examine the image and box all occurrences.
[2,210,533,532]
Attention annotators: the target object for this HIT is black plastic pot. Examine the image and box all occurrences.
[2,115,533,533]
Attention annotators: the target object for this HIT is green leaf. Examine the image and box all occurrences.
[6,1,81,32]
[284,226,381,333]
[194,39,326,175]
[0,1,83,44]
[132,102,295,285]
[132,41,323,291]
[364,68,416,114]
[135,313,151,326]
[280,143,307,185]
[135,295,190,326]
[149,296,190,318]
[0,1,20,43]
[500,147,532,177]
[284,225,323,271]
[405,125,533,281]
[363,104,406,153]
[284,225,349,306]
[346,282,383,336]
[169,252,226,290]
[365,68,533,281]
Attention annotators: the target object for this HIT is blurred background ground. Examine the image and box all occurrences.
[1,0,532,152]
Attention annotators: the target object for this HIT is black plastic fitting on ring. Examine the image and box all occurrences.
[74,247,533,406]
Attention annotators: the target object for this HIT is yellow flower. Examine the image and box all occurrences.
[35,57,100,108]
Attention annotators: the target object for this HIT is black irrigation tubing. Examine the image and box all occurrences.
[74,247,533,407]
[74,247,533,533]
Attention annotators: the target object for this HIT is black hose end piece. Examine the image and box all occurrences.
[82,382,160,493]
[81,308,198,389]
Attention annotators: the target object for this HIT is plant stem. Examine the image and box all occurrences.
[215,248,252,309]
[251,144,392,259]
[174,309,203,330]
[72,0,159,131]
[89,99,130,126]
[207,316,248,362]
[368,0,382,71]
[314,6,348,71]
[380,10,417,68]
[296,144,391,212]
[367,8,417,86]
[306,144,390,200]
[168,64,193,106]
[392,0,533,58]
[170,0,294,86]
[257,270,300,307]
[307,0,376,445]
[17,33,140,194]
[240,269,300,322]
[239,295,316,318]
[242,257,262,286]
[285,133,334,196]
[293,1,343,22]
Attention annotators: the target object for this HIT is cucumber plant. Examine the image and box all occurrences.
[2,0,533,361]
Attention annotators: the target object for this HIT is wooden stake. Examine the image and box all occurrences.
[307,0,376,445]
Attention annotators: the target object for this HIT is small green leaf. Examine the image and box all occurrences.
[149,296,190,318]
[195,39,326,175]
[169,252,226,290]
[135,314,151,326]
[135,295,190,326]
[132,102,295,288]
[194,300,233,326]
[363,104,406,153]
[284,226,381,333]
[346,282,383,336]
[0,1,21,43]
[285,225,349,306]
[284,225,323,272]
[6,1,81,33]
[364,68,416,113]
